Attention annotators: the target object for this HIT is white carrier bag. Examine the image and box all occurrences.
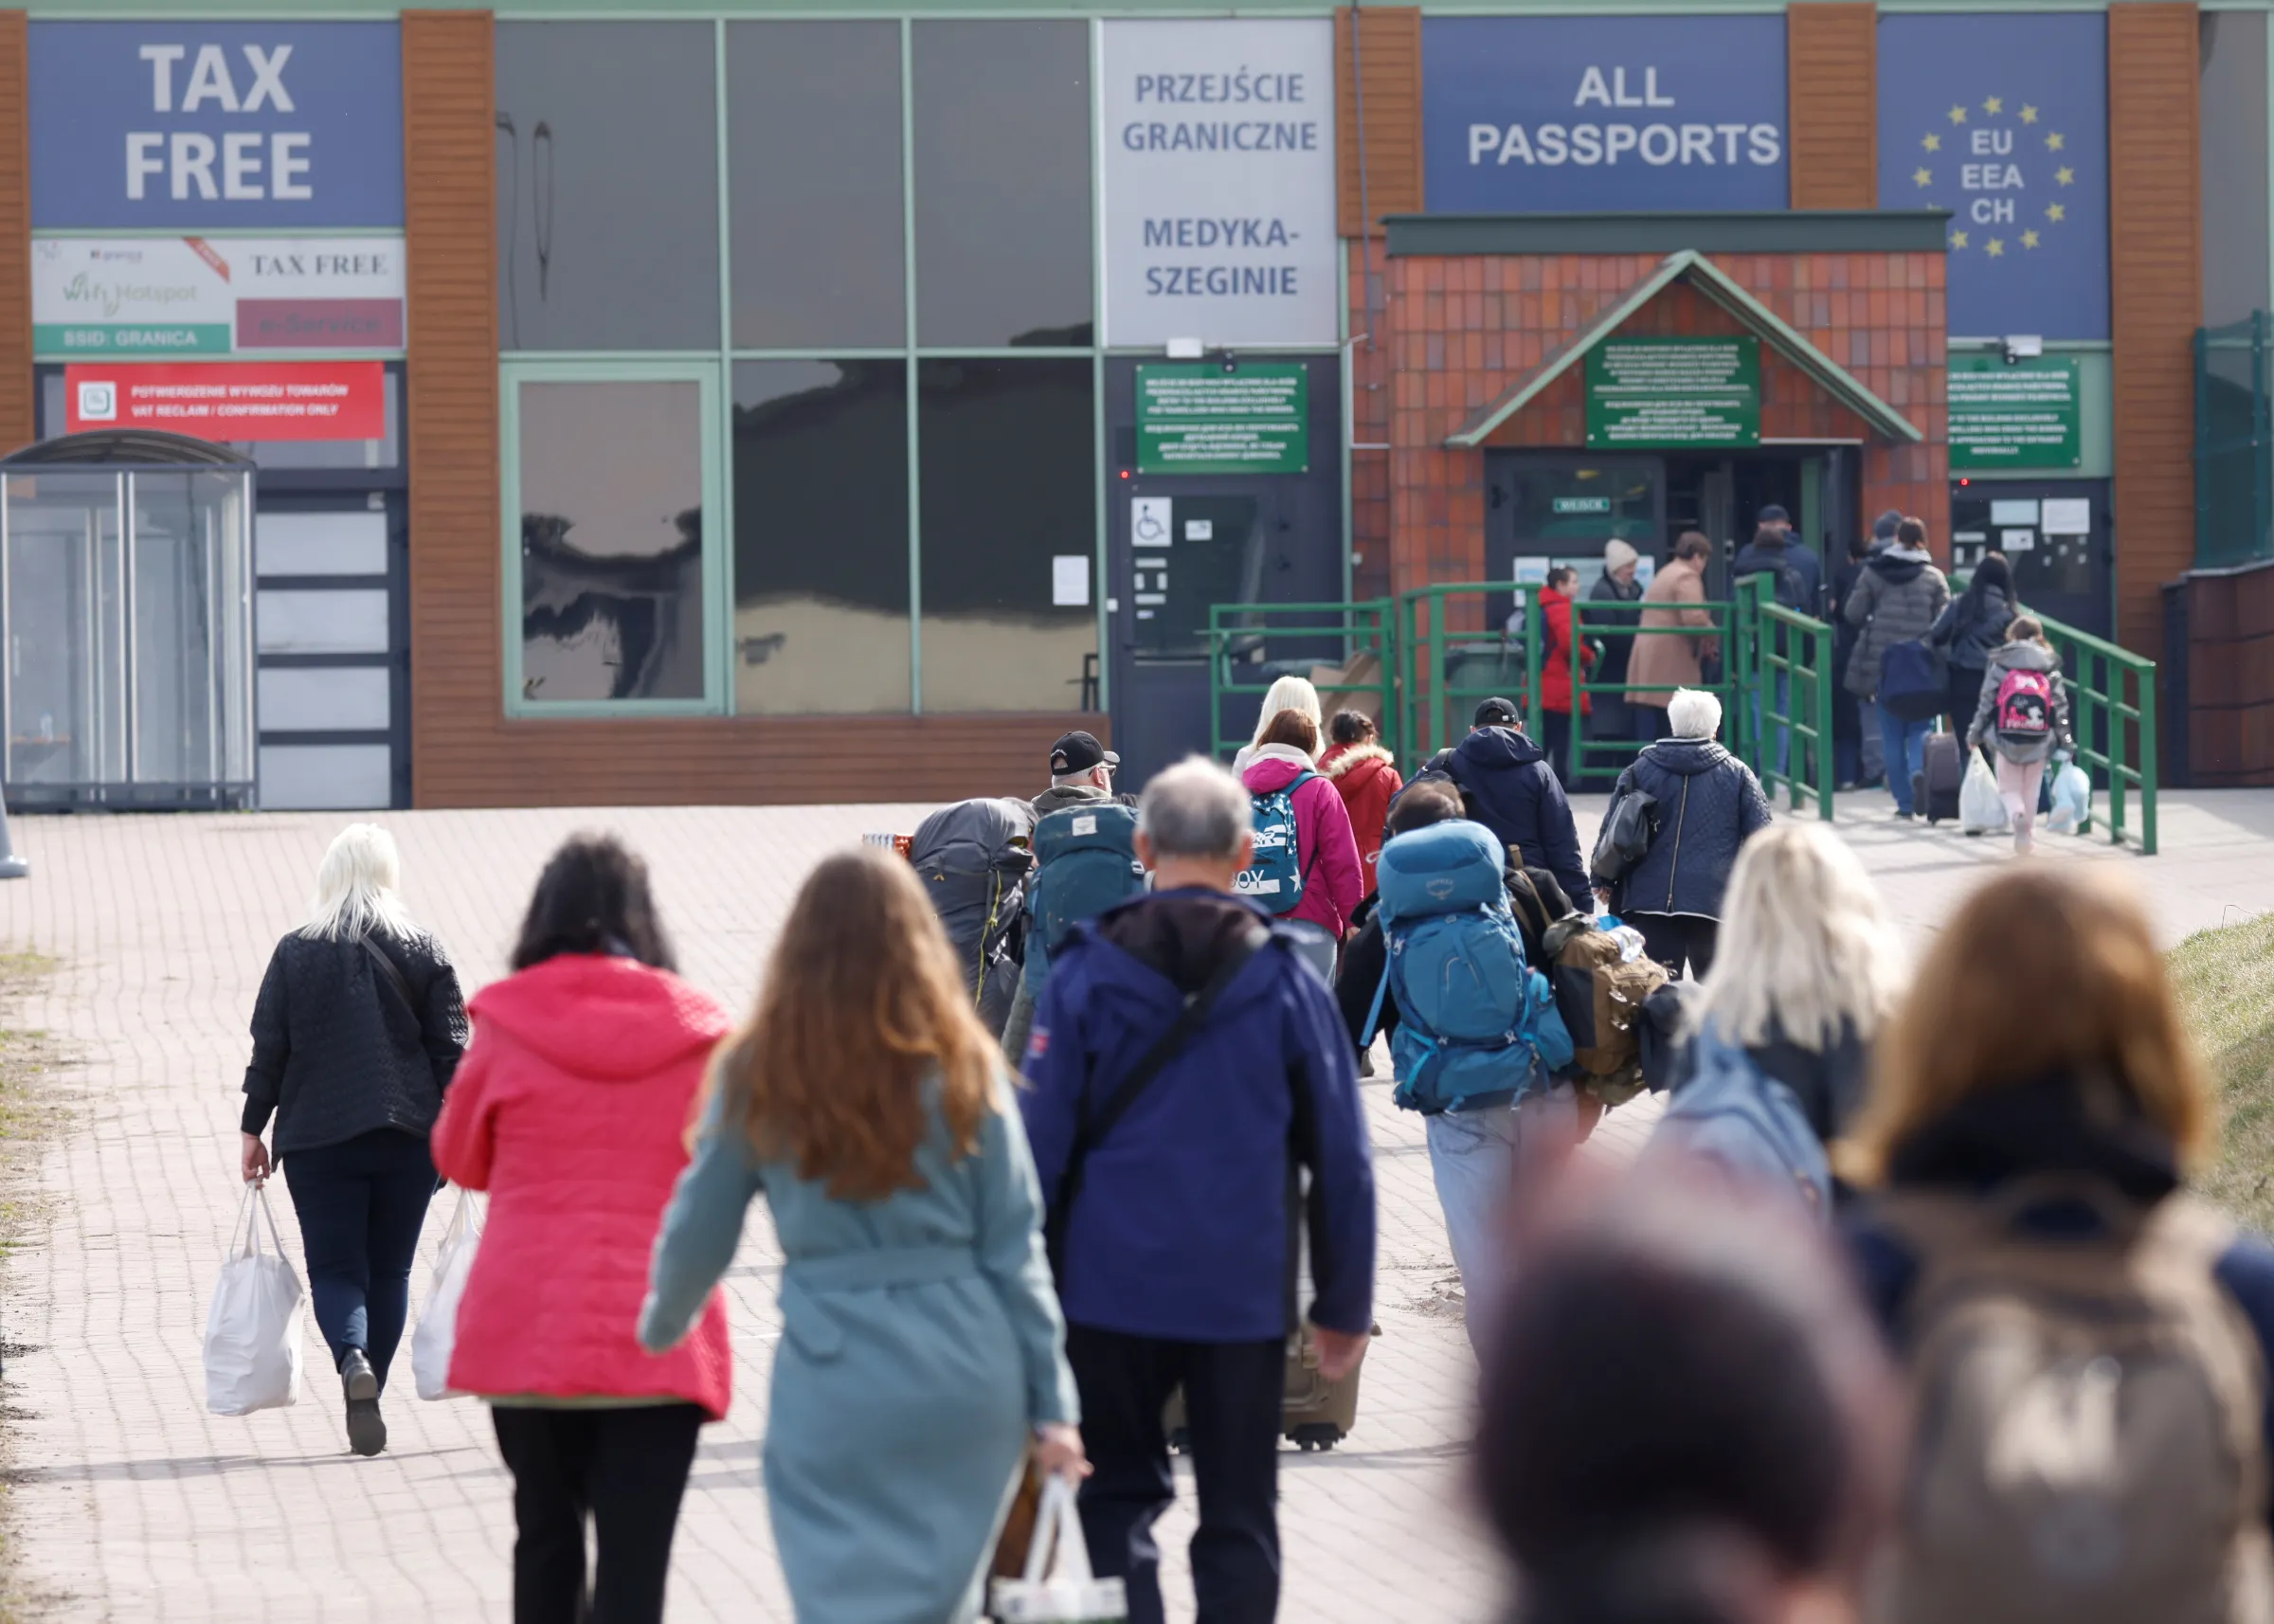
[1958,751,2009,836]
[411,1187,483,1401]
[990,1474,1127,1622]
[203,1181,304,1416]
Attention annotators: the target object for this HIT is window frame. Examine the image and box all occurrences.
[498,357,730,719]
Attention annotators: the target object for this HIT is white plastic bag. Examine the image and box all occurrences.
[204,1182,304,1416]
[411,1188,482,1401]
[989,1475,1127,1622]
[2048,760,2092,836]
[1958,751,2008,836]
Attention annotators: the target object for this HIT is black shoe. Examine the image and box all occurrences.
[340,1350,386,1456]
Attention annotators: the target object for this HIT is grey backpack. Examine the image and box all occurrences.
[909,797,1037,1038]
[1875,1183,2274,1624]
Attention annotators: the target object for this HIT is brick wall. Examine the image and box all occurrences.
[1787,3,1878,209]
[1386,249,1947,601]
[1335,7,1422,239]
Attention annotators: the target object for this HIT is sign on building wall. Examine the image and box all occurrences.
[1136,363,1309,474]
[1877,14,2108,341]
[33,236,406,356]
[1585,338,1761,448]
[1100,20,1339,348]
[1948,355,2083,470]
[29,23,404,229]
[63,359,386,441]
[1422,15,1789,213]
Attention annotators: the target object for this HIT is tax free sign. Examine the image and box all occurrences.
[1423,15,1789,212]
[30,23,404,229]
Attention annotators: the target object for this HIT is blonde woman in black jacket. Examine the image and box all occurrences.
[240,823,468,1455]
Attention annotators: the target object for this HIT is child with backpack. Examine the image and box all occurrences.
[1237,708,1363,939]
[1842,867,2274,1624]
[1964,616,2071,856]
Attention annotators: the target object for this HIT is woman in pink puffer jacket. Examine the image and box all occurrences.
[1239,708,1364,939]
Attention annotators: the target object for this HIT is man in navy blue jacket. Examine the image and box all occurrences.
[1411,698,1594,912]
[1023,755,1376,1624]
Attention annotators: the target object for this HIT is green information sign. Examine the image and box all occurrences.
[1551,496,1612,514]
[33,323,231,355]
[1585,337,1761,448]
[1135,364,1308,475]
[1947,356,2082,471]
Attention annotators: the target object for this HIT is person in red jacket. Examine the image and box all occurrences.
[1320,710,1403,886]
[430,835,732,1624]
[1538,566,1596,789]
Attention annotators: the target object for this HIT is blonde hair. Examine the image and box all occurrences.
[704,848,996,1201]
[1689,823,1903,1055]
[1247,676,1323,753]
[1841,866,2209,1185]
[300,822,416,943]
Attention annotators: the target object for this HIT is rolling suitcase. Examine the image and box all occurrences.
[1164,1323,1375,1453]
[1917,730,1964,825]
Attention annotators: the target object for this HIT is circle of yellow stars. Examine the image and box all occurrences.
[1913,95,2073,256]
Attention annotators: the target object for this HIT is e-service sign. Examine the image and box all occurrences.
[30,23,404,229]
[1422,15,1788,213]
[1101,19,1339,349]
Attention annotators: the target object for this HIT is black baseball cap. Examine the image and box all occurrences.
[1049,731,1118,774]
[1473,696,1522,728]
[1757,504,1791,525]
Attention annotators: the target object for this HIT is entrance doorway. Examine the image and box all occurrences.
[1103,354,1343,789]
[1948,479,2113,642]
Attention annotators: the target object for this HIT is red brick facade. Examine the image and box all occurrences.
[1371,248,1948,608]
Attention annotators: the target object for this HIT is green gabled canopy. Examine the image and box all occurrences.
[1445,248,1925,450]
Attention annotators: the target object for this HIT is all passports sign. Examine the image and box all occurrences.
[1101,21,1339,348]
[30,22,404,229]
[1423,15,1789,212]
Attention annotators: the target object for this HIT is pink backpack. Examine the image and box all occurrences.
[1994,667,2054,737]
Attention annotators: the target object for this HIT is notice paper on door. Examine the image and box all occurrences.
[2040,498,2090,535]
[2000,529,2036,553]
[1052,555,1091,607]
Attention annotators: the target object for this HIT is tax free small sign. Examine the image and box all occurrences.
[30,23,405,229]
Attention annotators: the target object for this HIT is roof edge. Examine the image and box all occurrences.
[1386,210,1951,258]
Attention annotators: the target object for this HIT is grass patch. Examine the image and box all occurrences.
[2174,911,2274,1232]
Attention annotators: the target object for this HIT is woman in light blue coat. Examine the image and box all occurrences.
[640,848,1086,1624]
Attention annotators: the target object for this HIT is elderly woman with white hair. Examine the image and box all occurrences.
[1230,673,1324,775]
[1678,821,1904,1142]
[241,822,469,1456]
[1590,687,1772,978]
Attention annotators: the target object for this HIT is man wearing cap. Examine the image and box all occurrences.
[1407,698,1593,913]
[1002,730,1143,1061]
[1035,729,1129,817]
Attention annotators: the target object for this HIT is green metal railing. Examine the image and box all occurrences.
[2196,313,2274,569]
[2037,611,2158,856]
[1204,599,1396,765]
[1724,574,1837,821]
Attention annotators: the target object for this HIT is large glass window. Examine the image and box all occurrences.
[496,24,720,352]
[918,358,1095,712]
[733,361,911,713]
[508,373,718,710]
[729,24,905,350]
[912,23,1093,348]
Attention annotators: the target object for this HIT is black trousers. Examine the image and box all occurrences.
[491,1404,705,1624]
[280,1128,436,1387]
[1541,710,1576,788]
[1068,1324,1286,1624]
[1631,912,1720,980]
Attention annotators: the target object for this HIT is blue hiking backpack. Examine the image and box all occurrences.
[1023,803,1146,996]
[1648,1020,1831,1223]
[1363,820,1574,1115]
[1234,769,1316,916]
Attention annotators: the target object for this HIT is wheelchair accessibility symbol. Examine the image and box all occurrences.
[1131,496,1172,549]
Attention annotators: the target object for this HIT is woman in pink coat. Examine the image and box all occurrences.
[1239,708,1365,938]
[430,834,732,1624]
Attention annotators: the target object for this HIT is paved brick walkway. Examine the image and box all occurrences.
[0,790,2260,1622]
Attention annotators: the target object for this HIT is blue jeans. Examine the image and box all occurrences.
[1750,671,1791,780]
[281,1128,437,1389]
[1878,706,1935,816]
[1425,1085,1577,1353]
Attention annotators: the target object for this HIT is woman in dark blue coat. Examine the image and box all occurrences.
[1591,686,1772,978]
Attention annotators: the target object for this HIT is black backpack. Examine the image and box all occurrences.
[909,797,1036,1038]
